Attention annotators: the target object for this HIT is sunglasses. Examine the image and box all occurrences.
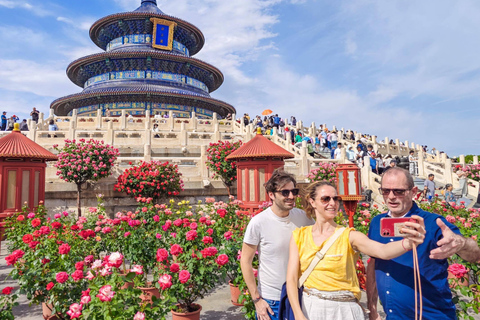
[276,188,300,197]
[319,196,341,204]
[378,188,411,196]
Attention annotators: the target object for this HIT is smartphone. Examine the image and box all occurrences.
[380,218,415,237]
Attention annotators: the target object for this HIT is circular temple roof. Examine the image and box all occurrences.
[226,133,295,160]
[90,1,204,55]
[0,124,57,160]
[50,86,236,117]
[66,51,224,92]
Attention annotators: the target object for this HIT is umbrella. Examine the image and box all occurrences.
[262,109,273,116]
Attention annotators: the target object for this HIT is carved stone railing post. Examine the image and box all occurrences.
[145,110,151,129]
[96,109,102,129]
[417,150,425,177]
[106,121,114,145]
[191,112,197,131]
[69,119,76,140]
[120,110,126,130]
[72,109,78,128]
[200,145,208,179]
[444,158,453,184]
[213,122,220,141]
[144,129,151,162]
[474,156,479,165]
[459,155,466,166]
[180,122,187,146]
[385,136,390,154]
[169,111,174,130]
[231,113,236,132]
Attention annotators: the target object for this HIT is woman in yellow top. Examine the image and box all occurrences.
[286,181,425,320]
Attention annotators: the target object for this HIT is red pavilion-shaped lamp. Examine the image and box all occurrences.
[336,163,363,227]
[0,123,57,241]
[226,131,294,213]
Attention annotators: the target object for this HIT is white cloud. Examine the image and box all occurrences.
[0,0,52,16]
[57,16,94,31]
[0,59,78,97]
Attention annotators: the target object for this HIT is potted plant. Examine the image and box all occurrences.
[114,161,184,200]
[71,252,169,319]
[153,211,230,319]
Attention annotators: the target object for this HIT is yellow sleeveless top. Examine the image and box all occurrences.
[292,225,361,300]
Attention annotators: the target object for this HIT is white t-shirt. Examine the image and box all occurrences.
[334,148,342,159]
[243,207,314,300]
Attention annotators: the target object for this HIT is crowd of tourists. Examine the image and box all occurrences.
[240,168,480,320]
[1,108,40,132]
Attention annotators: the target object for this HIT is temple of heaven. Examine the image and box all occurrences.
[50,0,236,119]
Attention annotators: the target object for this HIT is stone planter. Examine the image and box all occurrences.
[171,304,202,320]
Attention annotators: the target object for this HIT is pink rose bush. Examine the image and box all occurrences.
[54,139,119,216]
[308,163,339,184]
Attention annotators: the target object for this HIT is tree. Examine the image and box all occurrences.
[114,160,184,200]
[54,139,119,216]
[206,140,242,195]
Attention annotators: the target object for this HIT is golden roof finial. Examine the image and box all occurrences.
[13,123,20,132]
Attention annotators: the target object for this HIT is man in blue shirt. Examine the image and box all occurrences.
[1,111,6,131]
[366,167,475,319]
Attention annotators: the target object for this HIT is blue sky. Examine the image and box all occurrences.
[0,0,478,156]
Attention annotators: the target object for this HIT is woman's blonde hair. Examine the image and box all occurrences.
[302,181,336,220]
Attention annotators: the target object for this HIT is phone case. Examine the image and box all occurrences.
[380,218,413,237]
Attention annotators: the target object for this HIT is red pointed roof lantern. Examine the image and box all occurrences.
[227,132,294,213]
[226,132,294,161]
[0,125,57,160]
[0,124,57,244]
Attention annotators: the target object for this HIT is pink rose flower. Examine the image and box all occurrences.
[131,265,143,275]
[96,285,115,302]
[66,303,82,319]
[448,263,468,279]
[107,252,123,268]
[134,312,146,320]
[179,270,191,283]
[80,294,91,304]
[158,274,173,290]
[56,272,69,284]
[156,248,169,262]
[216,254,229,266]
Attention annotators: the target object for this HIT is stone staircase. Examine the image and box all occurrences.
[3,110,478,212]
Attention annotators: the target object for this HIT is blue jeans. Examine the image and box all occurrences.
[256,299,280,320]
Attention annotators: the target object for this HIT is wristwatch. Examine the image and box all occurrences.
[252,296,262,303]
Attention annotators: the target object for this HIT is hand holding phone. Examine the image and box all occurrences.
[380,218,416,237]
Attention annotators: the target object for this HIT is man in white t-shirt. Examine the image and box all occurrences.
[334,142,343,159]
[241,169,314,320]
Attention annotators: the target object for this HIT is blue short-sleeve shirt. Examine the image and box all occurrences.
[368,202,461,320]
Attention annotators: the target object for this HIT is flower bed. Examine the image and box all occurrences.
[2,194,479,319]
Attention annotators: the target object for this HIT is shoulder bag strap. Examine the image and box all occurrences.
[298,227,346,288]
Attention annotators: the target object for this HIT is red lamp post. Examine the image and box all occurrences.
[336,163,363,227]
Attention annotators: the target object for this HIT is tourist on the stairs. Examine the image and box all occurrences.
[1,111,7,131]
[408,150,418,176]
[241,169,314,320]
[444,184,455,203]
[453,166,468,198]
[286,181,425,320]
[423,174,437,202]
